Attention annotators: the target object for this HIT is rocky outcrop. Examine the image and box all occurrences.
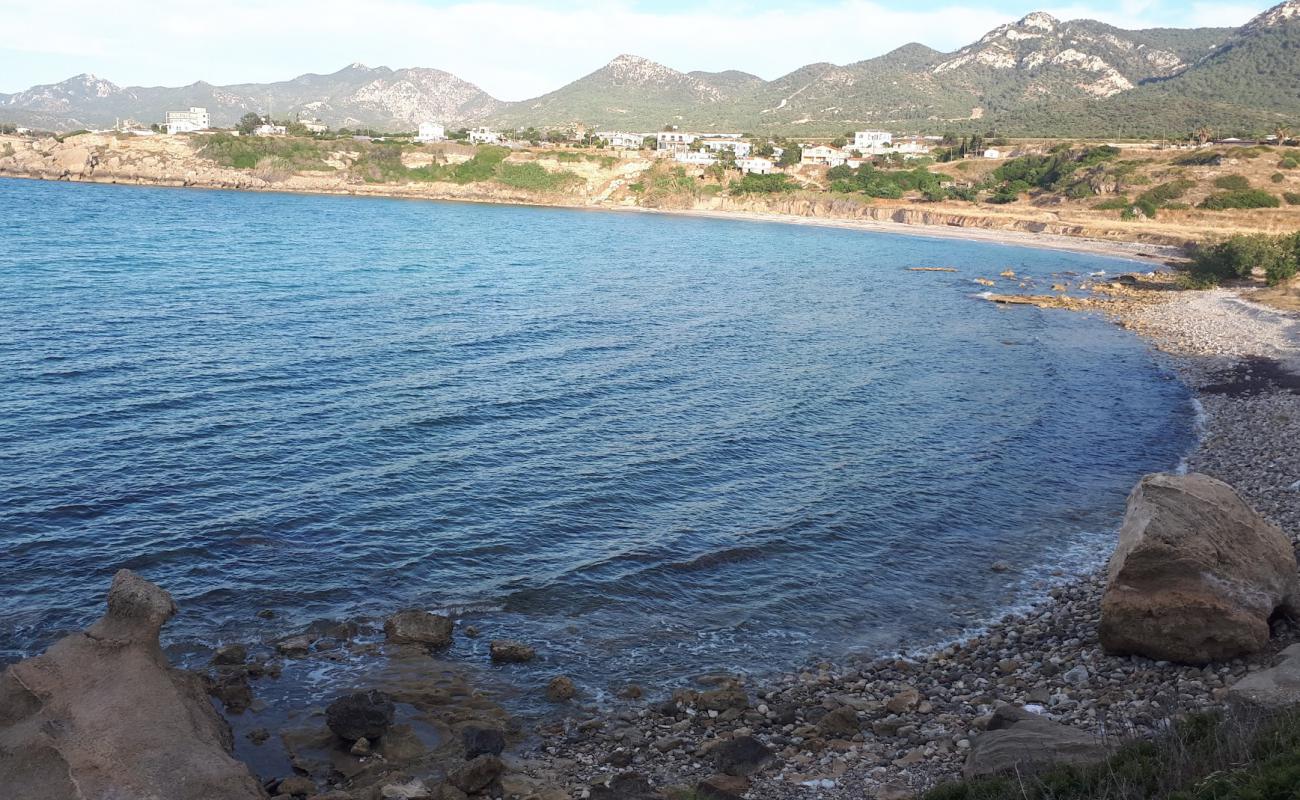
[384,609,453,648]
[1099,473,1300,664]
[0,569,265,800]
[963,705,1108,779]
[1227,643,1300,710]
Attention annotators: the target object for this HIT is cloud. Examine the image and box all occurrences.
[0,0,1275,98]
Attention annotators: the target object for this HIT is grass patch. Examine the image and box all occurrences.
[1172,151,1223,166]
[496,161,580,191]
[733,173,798,193]
[1212,174,1251,191]
[925,709,1300,800]
[1094,196,1132,210]
[1199,189,1281,210]
[201,133,331,171]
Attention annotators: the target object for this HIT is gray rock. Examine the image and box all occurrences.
[589,772,664,799]
[713,735,773,777]
[462,724,506,758]
[448,754,503,794]
[326,690,395,742]
[963,705,1108,779]
[546,675,577,702]
[489,639,535,663]
[1227,643,1300,710]
[384,609,453,648]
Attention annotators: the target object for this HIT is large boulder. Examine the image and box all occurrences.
[963,705,1108,779]
[1227,644,1300,710]
[0,570,265,800]
[1099,473,1300,664]
[326,690,396,741]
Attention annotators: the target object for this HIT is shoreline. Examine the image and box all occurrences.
[0,171,1183,268]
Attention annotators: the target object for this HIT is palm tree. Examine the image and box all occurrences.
[1192,126,1215,145]
[1274,124,1293,146]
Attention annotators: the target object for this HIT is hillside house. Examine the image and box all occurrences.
[164,107,209,135]
[699,138,752,158]
[469,127,501,144]
[736,157,774,174]
[300,118,328,134]
[801,145,849,167]
[417,122,446,142]
[656,131,698,152]
[674,151,717,166]
[596,131,646,149]
[253,123,287,137]
[853,130,892,153]
[983,148,1003,159]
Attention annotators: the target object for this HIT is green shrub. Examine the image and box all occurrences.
[1173,150,1222,166]
[1284,192,1300,205]
[946,186,979,202]
[1200,190,1281,210]
[1094,196,1131,210]
[1280,156,1299,169]
[1192,233,1297,285]
[732,173,797,193]
[495,161,579,191]
[202,133,330,172]
[1138,178,1196,207]
[1271,172,1286,183]
[1213,174,1250,190]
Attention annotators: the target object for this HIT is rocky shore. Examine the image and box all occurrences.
[2,255,1298,799]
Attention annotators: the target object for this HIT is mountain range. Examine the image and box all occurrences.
[3,1,1298,137]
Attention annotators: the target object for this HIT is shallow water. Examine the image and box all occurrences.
[1,179,1194,699]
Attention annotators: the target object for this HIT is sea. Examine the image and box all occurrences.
[1,178,1196,708]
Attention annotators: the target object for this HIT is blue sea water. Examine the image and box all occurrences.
[1,178,1194,693]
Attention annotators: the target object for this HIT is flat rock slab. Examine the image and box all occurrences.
[964,705,1108,779]
[1228,643,1300,710]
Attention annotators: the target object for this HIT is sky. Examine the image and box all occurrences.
[0,0,1278,99]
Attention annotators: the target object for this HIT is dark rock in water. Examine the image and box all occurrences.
[326,690,396,742]
[546,675,577,702]
[212,643,248,666]
[207,670,254,713]
[0,569,264,800]
[698,774,750,800]
[275,633,316,657]
[713,735,773,776]
[963,705,1107,778]
[448,754,504,794]
[385,609,453,648]
[589,772,664,799]
[489,639,535,663]
[462,724,506,758]
[276,774,316,796]
[256,608,275,619]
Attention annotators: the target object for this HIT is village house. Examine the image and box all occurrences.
[164,107,209,135]
[983,148,1003,159]
[595,131,646,149]
[300,118,328,134]
[417,122,446,143]
[736,156,775,175]
[699,138,752,158]
[801,145,850,167]
[673,150,717,166]
[253,123,287,137]
[656,131,698,153]
[469,127,501,145]
[852,130,892,153]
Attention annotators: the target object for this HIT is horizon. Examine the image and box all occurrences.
[0,0,1280,100]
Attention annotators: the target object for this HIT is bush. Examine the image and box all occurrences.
[1191,233,1297,285]
[1272,172,1286,183]
[1280,156,1299,169]
[1094,196,1131,210]
[732,173,797,193]
[1285,192,1300,205]
[1199,190,1281,210]
[1138,179,1196,207]
[201,133,330,172]
[1213,174,1251,190]
[1173,151,1222,166]
[495,162,579,191]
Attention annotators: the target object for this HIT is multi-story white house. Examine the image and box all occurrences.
[164,107,209,135]
[417,122,446,143]
[853,130,892,153]
[673,150,718,166]
[469,127,500,145]
[736,157,775,174]
[801,145,850,167]
[656,131,698,151]
[595,131,646,149]
[699,138,752,158]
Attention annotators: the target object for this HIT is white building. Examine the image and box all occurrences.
[301,118,328,134]
[595,131,646,149]
[656,131,698,151]
[801,145,850,167]
[253,123,287,137]
[417,122,446,143]
[469,127,500,145]
[736,157,775,175]
[983,149,1003,159]
[853,130,892,153]
[673,151,718,166]
[164,107,210,135]
[699,138,752,158]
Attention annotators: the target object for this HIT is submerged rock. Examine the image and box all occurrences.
[489,639,536,663]
[1099,473,1300,663]
[384,609,454,648]
[0,569,264,800]
[546,675,577,702]
[963,705,1107,778]
[326,689,396,741]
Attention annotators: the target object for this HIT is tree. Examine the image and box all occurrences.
[830,136,847,148]
[777,144,801,167]
[1275,124,1293,146]
[237,113,263,135]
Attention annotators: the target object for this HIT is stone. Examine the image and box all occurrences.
[546,675,577,702]
[991,561,1012,573]
[817,706,861,738]
[1099,473,1300,663]
[212,643,248,666]
[489,639,536,663]
[713,735,774,777]
[277,775,316,796]
[697,773,750,800]
[698,686,748,711]
[963,705,1107,779]
[886,687,921,714]
[448,754,504,794]
[384,609,454,648]
[325,690,395,741]
[589,772,663,800]
[0,570,264,800]
[350,736,371,756]
[275,634,316,657]
[462,724,506,758]
[207,670,254,713]
[380,778,431,799]
[1227,643,1300,710]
